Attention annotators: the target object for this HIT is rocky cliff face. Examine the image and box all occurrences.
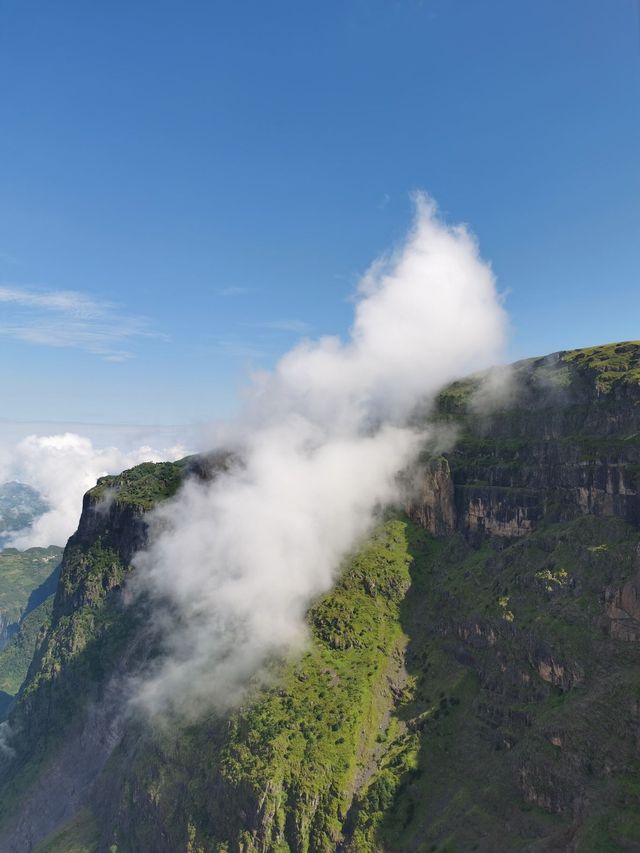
[0,458,227,851]
[2,342,640,852]
[0,493,148,851]
[409,344,640,539]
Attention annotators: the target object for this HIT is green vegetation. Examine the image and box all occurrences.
[436,375,481,414]
[345,515,640,851]
[535,566,569,592]
[104,519,417,852]
[37,808,99,853]
[437,340,640,426]
[0,547,62,634]
[0,596,53,705]
[0,558,146,836]
[5,341,640,850]
[17,539,134,733]
[562,340,640,391]
[32,512,640,852]
[89,460,187,509]
[1,461,187,773]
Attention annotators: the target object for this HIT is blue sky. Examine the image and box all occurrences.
[1,0,639,428]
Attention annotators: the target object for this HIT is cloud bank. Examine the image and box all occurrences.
[132,193,508,718]
[2,433,186,548]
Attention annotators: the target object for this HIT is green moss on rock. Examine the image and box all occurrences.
[36,808,99,853]
[89,460,187,510]
[562,340,640,391]
[103,519,416,853]
[0,596,53,705]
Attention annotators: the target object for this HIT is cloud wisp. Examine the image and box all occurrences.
[1,433,187,548]
[0,285,162,361]
[131,193,508,719]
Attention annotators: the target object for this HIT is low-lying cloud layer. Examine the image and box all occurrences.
[132,194,508,719]
[1,433,186,548]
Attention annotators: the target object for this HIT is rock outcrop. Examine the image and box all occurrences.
[410,344,640,538]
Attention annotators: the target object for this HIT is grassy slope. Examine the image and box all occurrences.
[88,460,188,510]
[562,340,640,391]
[99,518,416,852]
[438,340,640,414]
[348,516,640,851]
[40,514,640,852]
[0,596,54,706]
[0,547,62,630]
[37,809,99,853]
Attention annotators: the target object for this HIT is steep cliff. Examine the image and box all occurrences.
[1,342,640,852]
[0,597,54,719]
[410,341,640,538]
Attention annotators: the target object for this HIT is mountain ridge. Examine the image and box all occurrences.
[2,341,640,851]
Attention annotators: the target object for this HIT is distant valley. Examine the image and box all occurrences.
[0,483,49,550]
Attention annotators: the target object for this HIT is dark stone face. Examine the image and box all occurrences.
[408,347,640,539]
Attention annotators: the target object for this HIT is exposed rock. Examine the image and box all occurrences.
[405,456,456,535]
[604,548,640,640]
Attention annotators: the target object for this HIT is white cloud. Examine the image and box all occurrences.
[131,193,508,719]
[0,286,107,316]
[2,433,187,548]
[0,285,164,361]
